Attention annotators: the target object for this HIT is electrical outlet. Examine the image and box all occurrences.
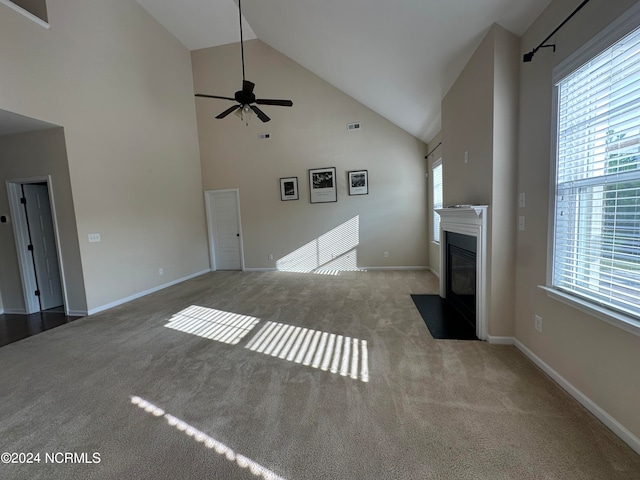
[534,315,543,333]
[88,233,101,243]
[268,253,274,261]
[159,267,164,276]
[383,251,389,258]
[464,150,469,163]
[518,216,526,231]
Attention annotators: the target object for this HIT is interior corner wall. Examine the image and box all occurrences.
[489,25,520,337]
[426,132,442,277]
[193,40,429,270]
[441,24,519,337]
[516,0,640,441]
[0,0,210,312]
[0,128,87,313]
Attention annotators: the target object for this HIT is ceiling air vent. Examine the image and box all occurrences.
[258,133,271,140]
[347,122,361,131]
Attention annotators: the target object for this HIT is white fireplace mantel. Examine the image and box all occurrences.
[435,205,489,340]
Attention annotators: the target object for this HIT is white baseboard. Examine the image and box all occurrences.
[67,310,88,317]
[243,267,277,272]
[2,308,27,315]
[87,269,211,315]
[362,266,430,271]
[486,335,514,345]
[428,267,440,279]
[514,339,640,456]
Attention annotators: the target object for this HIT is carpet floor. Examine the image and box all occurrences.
[0,270,638,479]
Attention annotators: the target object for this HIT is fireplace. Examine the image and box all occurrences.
[445,232,477,329]
[435,205,488,340]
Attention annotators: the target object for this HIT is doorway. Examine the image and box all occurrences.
[7,176,67,314]
[204,189,244,271]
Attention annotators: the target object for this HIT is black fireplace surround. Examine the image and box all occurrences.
[445,232,477,329]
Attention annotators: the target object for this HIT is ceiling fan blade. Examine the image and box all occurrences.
[243,80,255,93]
[195,93,236,101]
[255,99,293,107]
[216,105,241,119]
[250,105,271,123]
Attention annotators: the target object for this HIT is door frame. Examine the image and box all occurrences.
[6,175,69,314]
[204,189,245,271]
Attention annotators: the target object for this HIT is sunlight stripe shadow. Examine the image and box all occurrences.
[245,321,369,382]
[131,396,286,480]
[165,305,259,345]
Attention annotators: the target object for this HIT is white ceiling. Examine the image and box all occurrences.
[140,0,552,143]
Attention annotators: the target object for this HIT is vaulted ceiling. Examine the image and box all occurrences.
[136,0,552,143]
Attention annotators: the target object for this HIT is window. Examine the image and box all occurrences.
[432,159,443,243]
[552,24,640,322]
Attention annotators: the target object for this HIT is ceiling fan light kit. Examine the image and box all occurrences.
[194,0,293,125]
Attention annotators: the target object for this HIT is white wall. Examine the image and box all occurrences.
[193,40,429,270]
[516,0,640,441]
[0,0,210,311]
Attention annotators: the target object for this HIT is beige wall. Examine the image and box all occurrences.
[193,40,428,270]
[0,0,209,311]
[441,24,519,337]
[426,133,442,277]
[0,128,86,313]
[516,0,640,439]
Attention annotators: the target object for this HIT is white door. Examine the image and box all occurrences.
[23,184,64,310]
[206,190,243,271]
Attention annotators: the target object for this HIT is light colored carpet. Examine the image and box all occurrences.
[0,270,638,479]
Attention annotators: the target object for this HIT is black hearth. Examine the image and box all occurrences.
[445,232,477,329]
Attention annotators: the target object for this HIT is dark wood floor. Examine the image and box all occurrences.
[0,308,83,348]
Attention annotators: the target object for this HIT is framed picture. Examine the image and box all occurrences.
[280,177,299,201]
[309,167,337,203]
[348,170,368,195]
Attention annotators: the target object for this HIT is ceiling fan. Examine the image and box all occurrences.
[194,0,293,124]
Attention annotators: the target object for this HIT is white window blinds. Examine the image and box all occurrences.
[433,160,443,243]
[553,26,640,320]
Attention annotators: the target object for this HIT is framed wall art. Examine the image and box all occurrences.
[309,167,337,203]
[280,177,299,201]
[348,170,368,195]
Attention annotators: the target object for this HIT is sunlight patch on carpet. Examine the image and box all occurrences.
[131,396,286,479]
[164,305,259,345]
[244,321,369,382]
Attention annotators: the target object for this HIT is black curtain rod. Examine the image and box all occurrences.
[425,141,442,159]
[523,0,592,62]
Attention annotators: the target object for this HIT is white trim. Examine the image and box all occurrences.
[362,266,430,271]
[204,189,245,271]
[435,206,489,341]
[486,335,514,345]
[514,339,640,456]
[87,269,211,315]
[67,310,88,317]
[428,267,440,279]
[0,0,49,28]
[244,267,277,272]
[2,308,27,315]
[539,286,640,338]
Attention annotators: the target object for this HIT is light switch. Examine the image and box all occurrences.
[519,192,526,208]
[88,233,101,243]
[518,216,525,231]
